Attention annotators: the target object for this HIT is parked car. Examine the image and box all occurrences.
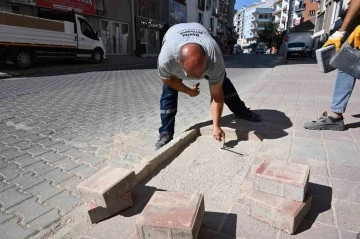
[287,41,306,59]
[256,45,265,55]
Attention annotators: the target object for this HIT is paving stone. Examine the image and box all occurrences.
[12,154,41,168]
[25,146,51,157]
[79,155,104,167]
[63,148,87,160]
[245,189,312,234]
[35,138,58,147]
[221,203,277,239]
[291,145,326,162]
[278,220,339,239]
[77,166,135,208]
[46,191,82,215]
[325,140,359,151]
[70,164,98,179]
[136,191,204,239]
[329,164,360,182]
[0,148,25,160]
[87,192,133,224]
[0,220,37,239]
[323,130,354,141]
[340,230,360,239]
[0,158,9,169]
[307,175,331,197]
[0,164,27,181]
[327,150,360,167]
[29,208,61,230]
[8,197,52,224]
[253,159,310,202]
[24,161,54,176]
[10,173,46,191]
[58,176,83,192]
[50,143,73,153]
[304,194,334,226]
[11,141,32,151]
[0,211,14,224]
[38,151,65,163]
[336,200,360,231]
[41,168,74,185]
[293,137,324,149]
[1,136,22,146]
[23,133,44,142]
[28,181,64,202]
[295,130,322,139]
[0,181,14,193]
[0,188,32,210]
[290,159,329,177]
[332,178,360,203]
[0,144,10,153]
[52,157,82,172]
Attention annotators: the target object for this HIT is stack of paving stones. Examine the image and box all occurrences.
[136,191,205,239]
[76,166,135,224]
[245,159,312,234]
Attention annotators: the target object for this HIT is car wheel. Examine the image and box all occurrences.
[92,49,103,64]
[14,51,33,69]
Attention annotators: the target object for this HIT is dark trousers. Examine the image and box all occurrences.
[159,74,248,135]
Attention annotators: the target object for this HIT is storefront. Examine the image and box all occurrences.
[136,16,167,57]
[100,20,130,55]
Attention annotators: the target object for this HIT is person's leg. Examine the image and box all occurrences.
[222,74,262,122]
[156,83,179,149]
[304,70,356,131]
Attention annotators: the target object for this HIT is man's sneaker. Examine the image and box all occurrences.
[155,134,173,150]
[303,112,346,131]
[236,109,262,122]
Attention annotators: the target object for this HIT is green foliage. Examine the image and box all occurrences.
[259,22,280,47]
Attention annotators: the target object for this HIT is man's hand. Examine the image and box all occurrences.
[323,31,346,51]
[348,25,360,49]
[213,126,225,142]
[188,83,200,97]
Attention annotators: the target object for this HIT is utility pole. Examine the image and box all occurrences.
[282,0,294,62]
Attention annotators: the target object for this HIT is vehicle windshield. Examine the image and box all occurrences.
[288,42,305,48]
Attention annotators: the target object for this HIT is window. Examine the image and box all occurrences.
[309,10,316,17]
[79,18,98,40]
[138,0,164,21]
[210,17,214,31]
[198,12,203,24]
[259,14,263,18]
[0,4,21,14]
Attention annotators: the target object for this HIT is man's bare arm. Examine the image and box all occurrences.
[162,77,199,97]
[209,81,224,128]
[339,0,360,31]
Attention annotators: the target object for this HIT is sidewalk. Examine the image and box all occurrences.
[50,62,360,238]
[0,55,157,79]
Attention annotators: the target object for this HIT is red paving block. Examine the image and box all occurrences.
[245,189,312,234]
[136,191,204,239]
[253,159,310,202]
[87,192,133,224]
[76,166,135,208]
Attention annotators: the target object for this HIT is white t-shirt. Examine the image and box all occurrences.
[157,22,225,85]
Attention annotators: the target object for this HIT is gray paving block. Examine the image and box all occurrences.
[35,138,58,147]
[12,154,41,168]
[28,181,63,202]
[0,220,37,239]
[290,159,329,177]
[325,140,359,151]
[1,136,22,146]
[79,155,104,167]
[10,173,46,191]
[46,191,81,215]
[23,133,43,142]
[332,178,360,204]
[0,211,14,224]
[0,148,25,160]
[304,194,334,226]
[0,181,14,193]
[0,188,32,210]
[24,161,54,176]
[0,144,10,153]
[11,141,32,151]
[8,197,52,224]
[58,176,83,192]
[291,145,326,161]
[307,175,330,197]
[0,164,27,181]
[336,200,360,231]
[328,150,360,167]
[69,164,98,179]
[24,146,51,157]
[52,158,82,172]
[41,168,74,185]
[29,208,61,230]
[63,148,87,160]
[329,164,360,182]
[38,151,65,163]
[0,159,9,169]
[293,137,324,149]
[340,230,360,239]
[50,143,73,153]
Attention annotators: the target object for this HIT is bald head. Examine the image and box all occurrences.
[179,43,206,79]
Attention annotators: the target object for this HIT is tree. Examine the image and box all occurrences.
[227,26,239,46]
[259,22,280,48]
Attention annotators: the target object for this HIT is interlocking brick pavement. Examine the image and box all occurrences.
[0,54,279,237]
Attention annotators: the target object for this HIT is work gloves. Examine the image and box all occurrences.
[348,25,360,49]
[323,31,346,52]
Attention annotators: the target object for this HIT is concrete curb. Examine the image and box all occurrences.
[134,129,199,184]
[198,126,264,141]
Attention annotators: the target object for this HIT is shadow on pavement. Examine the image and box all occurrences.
[200,213,237,239]
[186,109,293,147]
[295,183,332,234]
[225,54,282,69]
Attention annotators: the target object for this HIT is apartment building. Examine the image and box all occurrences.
[234,7,246,43]
[273,0,289,30]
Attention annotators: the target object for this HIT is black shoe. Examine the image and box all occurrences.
[155,134,173,150]
[236,109,262,122]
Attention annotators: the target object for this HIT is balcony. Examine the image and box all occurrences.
[225,0,229,5]
[212,7,219,17]
[281,16,287,23]
[295,4,306,13]
[282,3,288,10]
[272,8,282,16]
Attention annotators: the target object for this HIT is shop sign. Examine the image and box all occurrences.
[139,17,165,30]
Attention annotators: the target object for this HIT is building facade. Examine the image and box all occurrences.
[234,7,246,44]
[273,0,289,30]
[1,0,134,56]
